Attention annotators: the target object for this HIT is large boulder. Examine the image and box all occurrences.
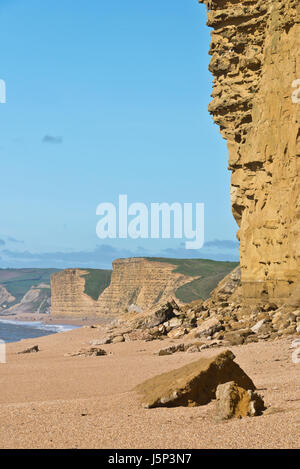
[215,381,265,420]
[142,300,178,328]
[134,350,255,408]
[187,317,222,339]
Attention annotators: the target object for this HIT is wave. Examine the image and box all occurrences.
[0,319,78,334]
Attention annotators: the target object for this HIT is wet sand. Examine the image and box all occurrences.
[0,327,299,449]
[0,313,114,327]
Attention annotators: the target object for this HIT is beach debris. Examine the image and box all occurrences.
[156,344,185,356]
[167,327,187,339]
[134,350,255,408]
[251,319,266,334]
[18,345,39,354]
[156,340,223,356]
[186,317,223,339]
[215,381,265,419]
[111,335,125,344]
[223,332,245,346]
[65,347,107,357]
[123,330,153,342]
[143,300,178,328]
[90,337,112,346]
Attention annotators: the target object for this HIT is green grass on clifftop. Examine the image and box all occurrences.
[82,269,112,301]
[147,258,238,303]
[0,268,60,305]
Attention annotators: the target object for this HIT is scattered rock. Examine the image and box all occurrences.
[65,347,107,357]
[251,319,266,334]
[144,300,178,328]
[223,332,245,346]
[134,350,255,408]
[167,327,187,339]
[244,335,259,344]
[18,345,39,354]
[187,317,222,339]
[168,317,183,329]
[123,330,153,342]
[157,344,185,356]
[199,340,222,351]
[215,381,265,420]
[90,337,112,346]
[111,335,125,344]
[185,345,201,353]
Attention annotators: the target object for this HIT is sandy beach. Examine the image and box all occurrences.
[0,326,299,449]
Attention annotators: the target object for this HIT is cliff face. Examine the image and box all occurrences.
[51,270,103,317]
[96,258,195,314]
[3,284,51,315]
[0,285,15,310]
[50,259,194,317]
[199,0,300,304]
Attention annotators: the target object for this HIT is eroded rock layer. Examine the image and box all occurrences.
[50,258,194,317]
[0,285,15,310]
[199,0,300,304]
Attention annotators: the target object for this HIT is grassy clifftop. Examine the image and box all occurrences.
[0,268,60,305]
[147,258,238,302]
[80,258,238,304]
[82,269,112,301]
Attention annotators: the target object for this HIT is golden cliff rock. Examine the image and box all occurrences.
[199,0,300,305]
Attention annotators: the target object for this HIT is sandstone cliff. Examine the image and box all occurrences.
[50,258,238,318]
[51,269,111,317]
[0,285,15,311]
[199,0,300,305]
[3,284,51,315]
[50,259,195,317]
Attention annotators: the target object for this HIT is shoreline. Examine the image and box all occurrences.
[0,313,115,327]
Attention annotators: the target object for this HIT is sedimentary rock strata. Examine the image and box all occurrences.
[4,284,51,315]
[50,259,194,317]
[97,270,299,344]
[199,0,300,304]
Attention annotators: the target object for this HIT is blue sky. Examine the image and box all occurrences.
[0,0,239,268]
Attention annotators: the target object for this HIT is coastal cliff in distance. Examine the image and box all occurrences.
[0,268,59,316]
[199,0,300,305]
[50,258,237,317]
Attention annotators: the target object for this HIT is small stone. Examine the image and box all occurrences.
[223,332,245,346]
[168,317,183,329]
[251,319,266,334]
[66,347,107,357]
[187,317,222,339]
[18,345,39,354]
[111,335,125,343]
[157,344,185,356]
[90,337,112,346]
[216,381,265,420]
[167,327,187,339]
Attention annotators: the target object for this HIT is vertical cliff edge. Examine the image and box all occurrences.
[199,0,300,305]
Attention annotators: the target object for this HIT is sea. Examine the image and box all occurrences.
[0,319,78,343]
